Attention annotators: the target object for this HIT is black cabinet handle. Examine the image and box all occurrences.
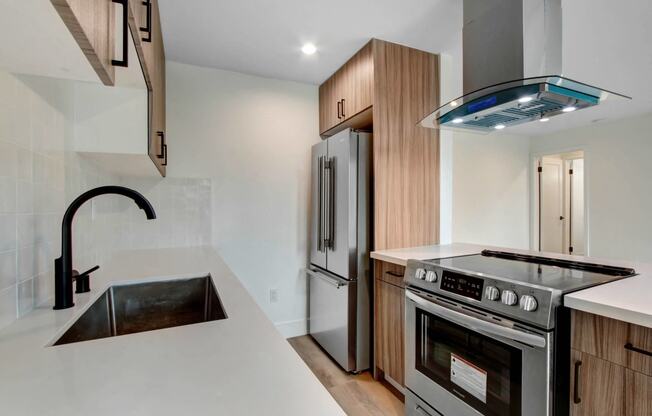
[140,0,152,42]
[385,271,404,278]
[625,343,652,357]
[111,0,129,67]
[162,144,167,166]
[573,360,582,404]
[337,100,342,119]
[341,98,345,118]
[156,131,165,158]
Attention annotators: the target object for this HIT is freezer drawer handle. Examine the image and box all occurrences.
[305,269,347,288]
[415,405,435,416]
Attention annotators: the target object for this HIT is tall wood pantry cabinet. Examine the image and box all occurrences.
[318,38,441,398]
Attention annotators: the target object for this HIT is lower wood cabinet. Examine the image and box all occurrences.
[374,260,405,394]
[570,310,652,415]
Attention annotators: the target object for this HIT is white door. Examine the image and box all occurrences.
[570,159,585,255]
[540,157,564,253]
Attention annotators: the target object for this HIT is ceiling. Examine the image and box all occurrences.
[158,0,461,85]
[158,0,652,135]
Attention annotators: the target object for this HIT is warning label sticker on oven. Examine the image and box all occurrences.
[450,353,487,403]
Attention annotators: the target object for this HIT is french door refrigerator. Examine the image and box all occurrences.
[307,128,372,373]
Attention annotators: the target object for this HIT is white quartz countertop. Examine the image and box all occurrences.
[371,243,652,328]
[0,247,345,416]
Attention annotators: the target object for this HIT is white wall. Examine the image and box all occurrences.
[530,113,652,263]
[450,132,531,249]
[0,70,210,330]
[166,62,319,337]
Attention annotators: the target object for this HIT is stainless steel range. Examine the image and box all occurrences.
[404,250,635,416]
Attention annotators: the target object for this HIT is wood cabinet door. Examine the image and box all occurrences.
[318,75,339,134]
[51,0,116,85]
[148,0,166,176]
[375,279,405,387]
[626,369,652,416]
[129,0,166,176]
[570,349,626,416]
[342,41,373,119]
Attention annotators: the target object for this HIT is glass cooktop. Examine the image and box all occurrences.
[429,250,636,293]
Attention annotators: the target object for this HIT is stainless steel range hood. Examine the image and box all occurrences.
[421,0,630,133]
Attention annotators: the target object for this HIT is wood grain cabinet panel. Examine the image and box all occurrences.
[628,323,652,377]
[375,260,406,288]
[626,369,652,416]
[572,310,652,376]
[372,39,440,250]
[570,349,626,416]
[51,0,116,85]
[375,277,405,388]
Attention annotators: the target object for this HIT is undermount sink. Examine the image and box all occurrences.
[52,276,227,346]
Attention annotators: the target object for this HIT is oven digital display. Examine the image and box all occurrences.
[440,271,484,301]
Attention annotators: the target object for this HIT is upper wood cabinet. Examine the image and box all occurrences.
[51,0,116,85]
[129,0,167,176]
[319,41,374,135]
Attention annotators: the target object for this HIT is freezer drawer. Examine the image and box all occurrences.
[307,267,356,371]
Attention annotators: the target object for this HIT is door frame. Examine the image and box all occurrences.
[529,148,590,256]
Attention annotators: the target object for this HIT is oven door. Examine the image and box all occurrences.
[405,289,553,416]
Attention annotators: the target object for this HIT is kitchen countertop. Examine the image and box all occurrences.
[371,243,652,328]
[0,247,345,416]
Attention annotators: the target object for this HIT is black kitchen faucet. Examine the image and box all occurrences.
[53,186,156,310]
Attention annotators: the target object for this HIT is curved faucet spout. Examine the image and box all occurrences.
[54,186,157,310]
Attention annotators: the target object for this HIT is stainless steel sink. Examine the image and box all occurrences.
[52,276,227,346]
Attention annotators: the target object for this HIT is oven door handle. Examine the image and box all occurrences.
[406,290,547,348]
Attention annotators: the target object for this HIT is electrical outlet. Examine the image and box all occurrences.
[269,288,278,303]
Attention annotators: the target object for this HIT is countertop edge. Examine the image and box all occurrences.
[564,295,652,328]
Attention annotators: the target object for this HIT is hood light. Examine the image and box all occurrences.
[562,106,577,112]
[518,96,534,103]
[450,101,458,107]
[452,117,464,124]
[494,124,506,130]
[540,117,550,122]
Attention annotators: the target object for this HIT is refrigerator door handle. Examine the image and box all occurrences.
[317,156,324,252]
[325,157,335,250]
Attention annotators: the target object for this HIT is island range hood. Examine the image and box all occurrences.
[420,0,630,133]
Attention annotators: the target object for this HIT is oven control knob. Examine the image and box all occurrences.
[484,286,500,301]
[425,270,438,283]
[520,295,538,312]
[501,290,518,306]
[415,268,426,280]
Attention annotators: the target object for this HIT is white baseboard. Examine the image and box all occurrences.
[274,318,308,338]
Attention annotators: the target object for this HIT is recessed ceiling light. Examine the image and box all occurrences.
[452,117,464,124]
[518,96,534,103]
[494,124,506,130]
[540,117,550,122]
[450,101,458,107]
[562,106,577,112]
[301,43,317,55]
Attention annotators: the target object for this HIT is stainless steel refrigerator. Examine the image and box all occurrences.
[306,128,372,373]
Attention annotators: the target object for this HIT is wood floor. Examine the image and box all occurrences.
[288,335,404,416]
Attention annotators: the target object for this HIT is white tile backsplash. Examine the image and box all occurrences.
[0,71,211,330]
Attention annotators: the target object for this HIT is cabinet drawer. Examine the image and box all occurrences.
[572,310,652,376]
[374,260,405,288]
